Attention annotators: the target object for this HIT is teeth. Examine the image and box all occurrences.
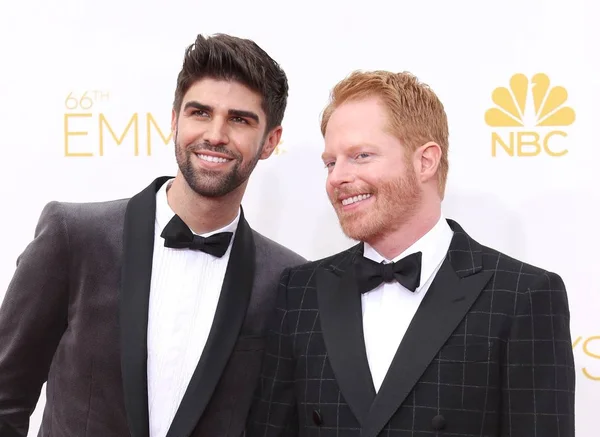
[197,154,229,163]
[341,194,371,206]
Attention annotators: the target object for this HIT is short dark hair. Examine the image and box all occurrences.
[173,33,289,131]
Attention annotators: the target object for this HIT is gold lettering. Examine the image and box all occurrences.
[543,131,568,157]
[517,132,540,156]
[146,113,173,156]
[572,336,600,381]
[583,336,600,359]
[583,368,600,381]
[491,132,514,157]
[64,113,93,157]
[99,113,139,156]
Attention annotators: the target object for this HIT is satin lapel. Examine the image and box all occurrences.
[316,245,376,426]
[165,211,255,437]
[120,176,172,437]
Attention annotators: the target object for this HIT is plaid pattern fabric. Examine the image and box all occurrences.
[247,220,575,437]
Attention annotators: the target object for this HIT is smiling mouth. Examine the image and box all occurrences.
[341,193,372,206]
[195,153,233,164]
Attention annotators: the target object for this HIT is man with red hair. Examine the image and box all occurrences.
[247,70,575,437]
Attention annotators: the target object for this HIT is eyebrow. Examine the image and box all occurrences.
[183,101,211,113]
[229,109,260,124]
[183,101,260,123]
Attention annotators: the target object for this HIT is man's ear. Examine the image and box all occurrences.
[259,126,283,160]
[416,141,442,183]
[171,108,178,137]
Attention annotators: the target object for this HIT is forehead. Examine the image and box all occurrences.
[324,97,392,150]
[182,78,265,114]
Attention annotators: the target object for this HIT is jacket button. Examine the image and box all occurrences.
[312,409,323,426]
[431,414,446,430]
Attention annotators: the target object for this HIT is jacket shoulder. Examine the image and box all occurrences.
[285,243,361,277]
[252,230,306,269]
[38,198,130,237]
[48,197,129,216]
[479,243,562,291]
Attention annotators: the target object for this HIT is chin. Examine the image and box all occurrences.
[338,216,380,242]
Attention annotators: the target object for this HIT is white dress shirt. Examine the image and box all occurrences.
[361,215,454,392]
[146,179,240,437]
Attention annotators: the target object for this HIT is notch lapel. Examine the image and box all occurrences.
[120,176,172,437]
[165,209,255,437]
[316,245,376,426]
[362,220,493,437]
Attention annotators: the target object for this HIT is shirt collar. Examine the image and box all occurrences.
[155,178,240,237]
[363,214,454,292]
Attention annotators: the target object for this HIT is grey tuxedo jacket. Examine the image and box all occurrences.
[0,176,306,437]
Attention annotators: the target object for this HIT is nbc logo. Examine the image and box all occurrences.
[485,73,575,157]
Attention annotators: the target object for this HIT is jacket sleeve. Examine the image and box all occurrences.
[500,270,575,436]
[0,202,70,437]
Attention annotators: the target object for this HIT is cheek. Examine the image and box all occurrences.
[325,176,335,195]
[353,165,381,186]
[356,175,378,192]
[368,162,405,188]
[177,120,202,144]
[325,187,337,204]
[231,132,259,154]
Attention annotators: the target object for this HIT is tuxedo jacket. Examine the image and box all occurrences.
[247,219,575,437]
[0,176,306,437]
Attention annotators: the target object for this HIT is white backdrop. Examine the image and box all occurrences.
[0,0,597,435]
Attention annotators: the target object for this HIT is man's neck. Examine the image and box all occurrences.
[166,175,245,234]
[367,206,441,260]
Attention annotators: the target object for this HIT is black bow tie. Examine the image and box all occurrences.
[160,214,233,258]
[354,251,422,294]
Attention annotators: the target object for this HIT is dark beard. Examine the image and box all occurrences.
[174,135,263,198]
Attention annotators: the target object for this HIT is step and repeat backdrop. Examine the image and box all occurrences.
[0,0,598,435]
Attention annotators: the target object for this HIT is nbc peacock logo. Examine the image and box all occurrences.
[485,73,575,157]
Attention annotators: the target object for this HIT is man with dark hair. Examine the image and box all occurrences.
[0,33,305,437]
